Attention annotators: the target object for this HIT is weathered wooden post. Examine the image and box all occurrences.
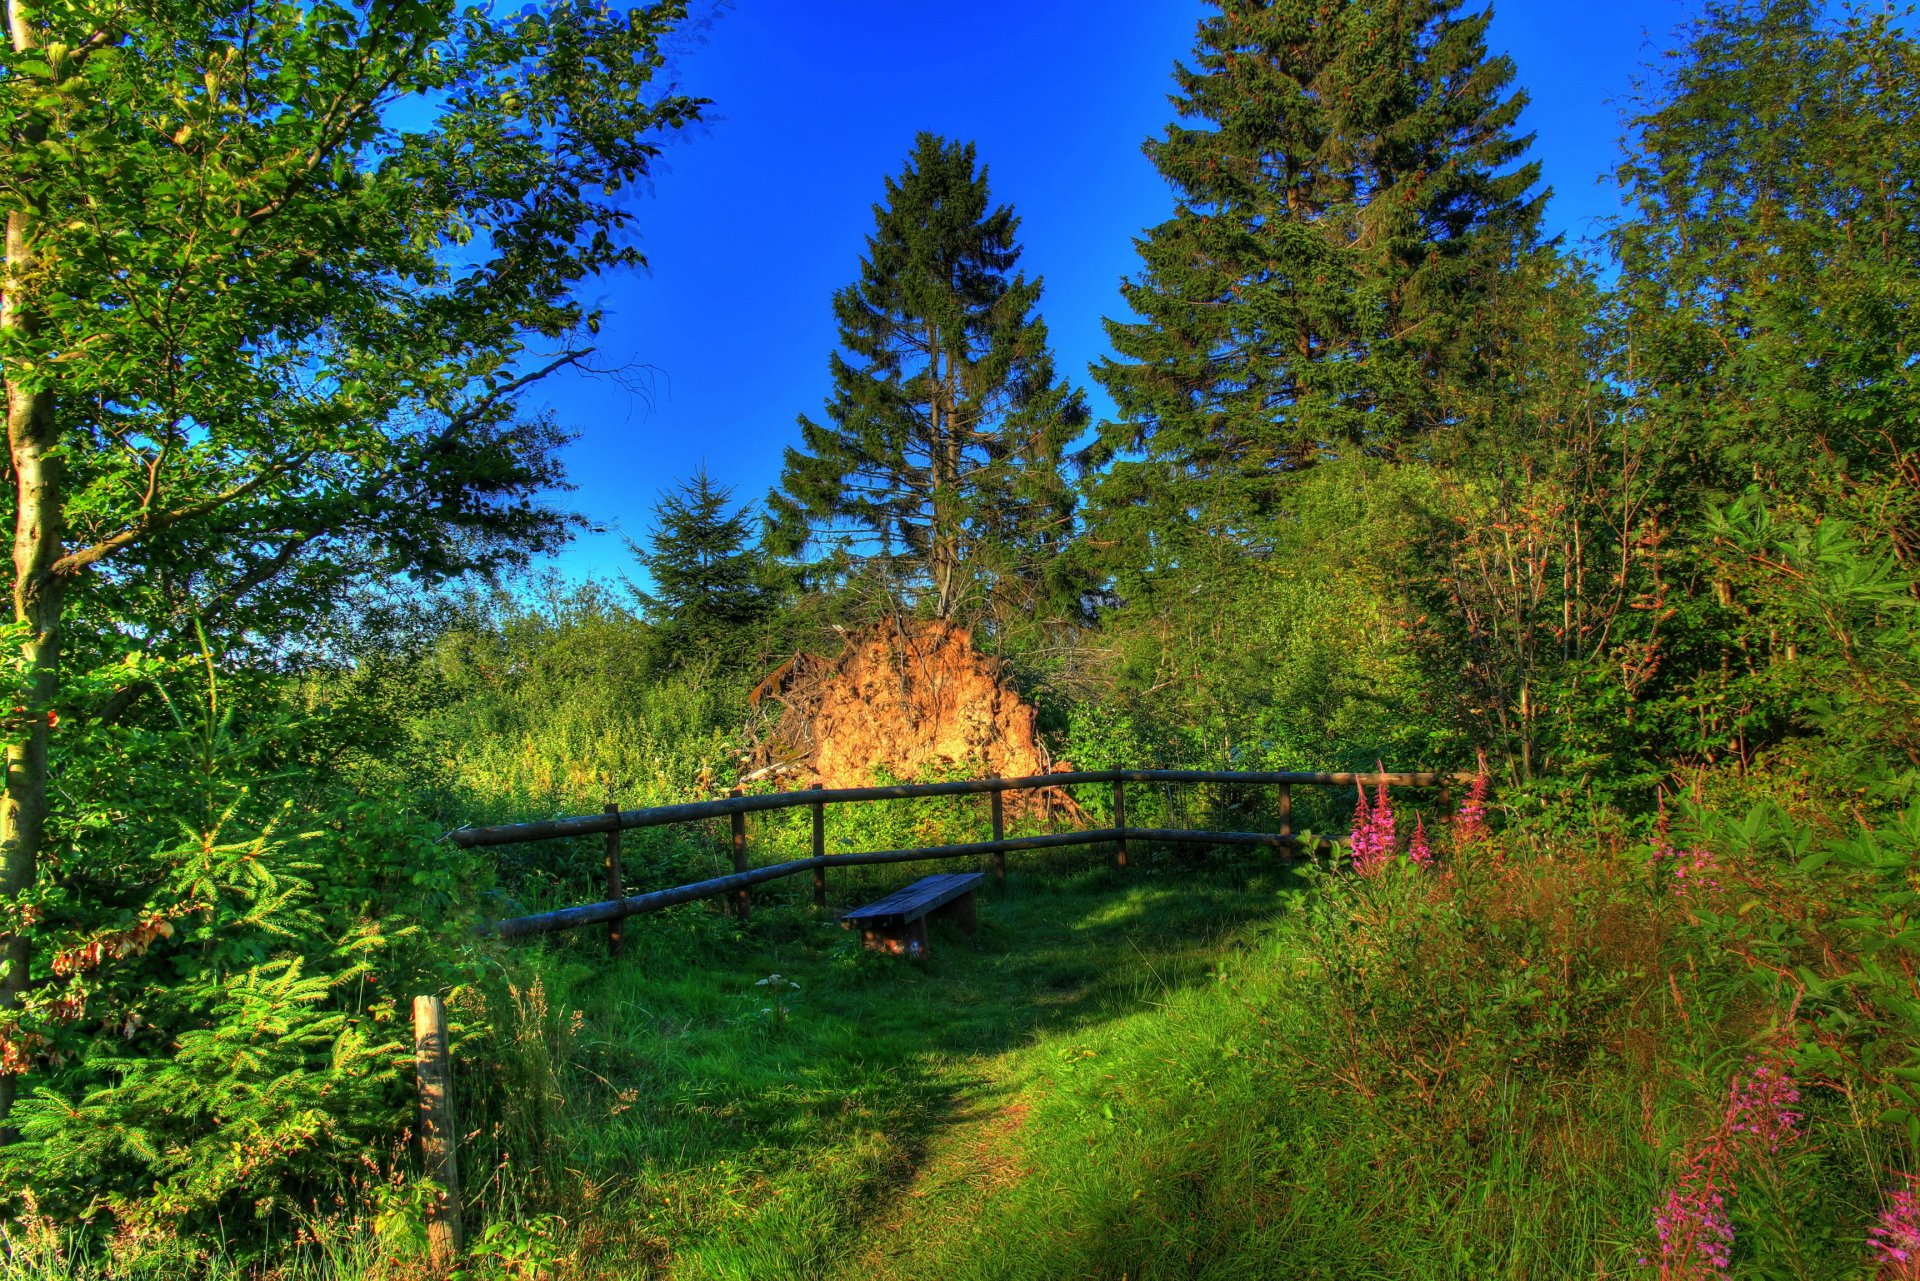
[603,802,624,958]
[729,787,749,920]
[1112,777,1128,869]
[1277,782,1292,842]
[989,785,1007,886]
[412,995,463,1269]
[810,782,827,909]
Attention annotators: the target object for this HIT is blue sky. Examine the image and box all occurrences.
[535,0,1701,584]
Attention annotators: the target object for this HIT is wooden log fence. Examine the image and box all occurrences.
[450,769,1472,940]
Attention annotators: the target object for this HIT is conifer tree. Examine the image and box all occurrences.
[1088,0,1543,556]
[768,134,1088,624]
[632,470,770,660]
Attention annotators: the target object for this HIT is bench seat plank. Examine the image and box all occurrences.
[841,872,984,928]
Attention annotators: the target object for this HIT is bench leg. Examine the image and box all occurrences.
[934,890,978,935]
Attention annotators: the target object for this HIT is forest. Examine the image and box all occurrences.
[1,0,1918,1277]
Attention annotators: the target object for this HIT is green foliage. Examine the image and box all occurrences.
[630,470,778,667]
[768,133,1089,628]
[0,655,475,1239]
[1087,0,1542,549]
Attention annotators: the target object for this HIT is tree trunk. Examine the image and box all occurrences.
[0,188,59,1138]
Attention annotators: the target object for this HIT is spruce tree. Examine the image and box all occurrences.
[1088,0,1543,556]
[768,133,1088,624]
[632,469,770,660]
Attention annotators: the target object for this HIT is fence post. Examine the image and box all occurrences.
[1112,777,1128,869]
[604,803,624,958]
[810,782,826,909]
[990,786,1006,886]
[412,995,463,1270]
[729,787,749,920]
[1278,782,1292,843]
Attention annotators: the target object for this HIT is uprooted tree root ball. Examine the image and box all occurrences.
[747,618,1075,813]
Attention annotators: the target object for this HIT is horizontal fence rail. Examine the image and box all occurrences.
[449,770,1466,849]
[461,769,1474,941]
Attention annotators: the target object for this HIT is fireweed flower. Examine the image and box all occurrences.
[1727,1057,1801,1153]
[1373,781,1397,856]
[1870,1181,1920,1276]
[1649,1056,1804,1276]
[1408,814,1433,866]
[1349,784,1394,876]
[1655,1156,1735,1277]
[1453,771,1490,850]
[1672,847,1718,897]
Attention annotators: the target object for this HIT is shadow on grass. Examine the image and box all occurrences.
[469,842,1309,1276]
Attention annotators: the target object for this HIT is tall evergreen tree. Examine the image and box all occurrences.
[1087,0,1543,563]
[768,133,1088,624]
[632,469,771,660]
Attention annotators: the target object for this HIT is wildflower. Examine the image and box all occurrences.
[1727,1056,1800,1153]
[1409,813,1433,866]
[1349,783,1393,876]
[1654,1156,1735,1276]
[1453,771,1490,850]
[1870,1181,1920,1277]
[1373,780,1397,855]
[1672,846,1718,897]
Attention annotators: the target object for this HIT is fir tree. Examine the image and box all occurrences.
[632,470,770,659]
[1088,0,1543,559]
[768,133,1088,624]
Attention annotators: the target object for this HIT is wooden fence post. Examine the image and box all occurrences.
[604,803,624,958]
[810,782,826,909]
[990,786,1006,886]
[1112,777,1128,869]
[1278,782,1292,842]
[729,787,749,920]
[413,995,462,1269]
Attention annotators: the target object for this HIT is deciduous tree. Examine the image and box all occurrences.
[0,0,704,1132]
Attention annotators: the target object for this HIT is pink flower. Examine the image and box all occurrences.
[1650,1056,1805,1276]
[1655,1157,1735,1276]
[1672,847,1718,896]
[1349,782,1395,877]
[1409,813,1433,866]
[1373,781,1396,855]
[1726,1057,1800,1153]
[1871,1182,1920,1276]
[1453,771,1490,851]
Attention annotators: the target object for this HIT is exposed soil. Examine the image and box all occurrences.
[748,617,1069,810]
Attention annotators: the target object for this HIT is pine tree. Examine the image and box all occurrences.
[768,133,1088,624]
[1088,0,1543,560]
[632,469,770,659]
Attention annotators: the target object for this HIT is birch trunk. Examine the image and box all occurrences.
[0,2,59,1138]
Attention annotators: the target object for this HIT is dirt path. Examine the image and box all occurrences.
[841,1057,1045,1279]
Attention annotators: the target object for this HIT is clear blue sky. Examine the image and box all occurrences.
[536,0,1701,584]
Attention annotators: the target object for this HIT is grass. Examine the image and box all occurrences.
[9,819,1896,1279]
[458,842,1307,1280]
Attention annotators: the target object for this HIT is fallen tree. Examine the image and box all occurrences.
[747,618,1073,813]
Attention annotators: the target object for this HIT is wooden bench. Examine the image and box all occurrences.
[841,872,984,957]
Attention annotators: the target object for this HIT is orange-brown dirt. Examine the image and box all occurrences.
[747,618,1071,810]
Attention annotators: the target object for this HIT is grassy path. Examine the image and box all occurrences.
[503,848,1303,1279]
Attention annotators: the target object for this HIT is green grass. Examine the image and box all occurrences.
[451,833,1884,1281]
[458,843,1307,1280]
[11,832,1889,1280]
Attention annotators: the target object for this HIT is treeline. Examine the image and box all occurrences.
[0,0,1915,1266]
[625,0,1918,801]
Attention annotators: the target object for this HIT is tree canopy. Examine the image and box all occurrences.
[767,132,1088,626]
